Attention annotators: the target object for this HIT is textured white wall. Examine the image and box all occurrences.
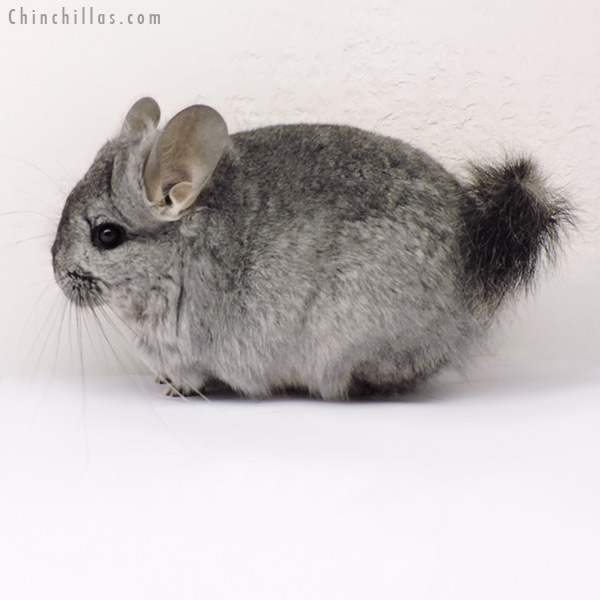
[1,0,598,377]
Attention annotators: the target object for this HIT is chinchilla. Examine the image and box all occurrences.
[51,97,573,399]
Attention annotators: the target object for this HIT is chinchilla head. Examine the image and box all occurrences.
[51,97,229,323]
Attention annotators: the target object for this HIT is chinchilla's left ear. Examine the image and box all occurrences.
[142,105,228,221]
[120,97,161,136]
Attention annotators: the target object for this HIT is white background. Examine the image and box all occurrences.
[1,1,599,599]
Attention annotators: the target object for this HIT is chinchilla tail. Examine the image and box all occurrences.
[461,156,574,314]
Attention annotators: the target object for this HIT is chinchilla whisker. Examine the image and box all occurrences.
[89,306,138,368]
[88,306,166,398]
[76,307,85,380]
[0,210,59,226]
[73,306,85,382]
[19,278,60,291]
[74,306,91,470]
[95,306,165,381]
[86,308,120,363]
[87,307,145,380]
[67,300,76,376]
[81,309,110,368]
[5,234,55,249]
[81,308,101,365]
[20,282,63,346]
[88,307,202,456]
[26,295,70,428]
[39,148,78,187]
[100,305,212,404]
[0,155,66,194]
[51,297,70,381]
[101,307,205,400]
[24,291,66,378]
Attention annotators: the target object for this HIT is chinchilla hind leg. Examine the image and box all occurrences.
[350,350,448,397]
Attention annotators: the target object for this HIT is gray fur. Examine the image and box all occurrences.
[52,101,571,399]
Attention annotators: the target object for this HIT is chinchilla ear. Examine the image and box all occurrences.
[143,105,228,221]
[120,97,161,136]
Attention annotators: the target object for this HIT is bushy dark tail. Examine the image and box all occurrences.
[461,157,574,312]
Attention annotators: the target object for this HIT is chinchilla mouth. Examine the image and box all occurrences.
[61,269,104,307]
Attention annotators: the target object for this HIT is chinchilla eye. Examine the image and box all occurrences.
[92,223,125,250]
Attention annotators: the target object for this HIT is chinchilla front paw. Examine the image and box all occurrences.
[161,371,208,397]
[165,385,203,397]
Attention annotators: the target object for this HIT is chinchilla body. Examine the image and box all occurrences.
[52,99,571,399]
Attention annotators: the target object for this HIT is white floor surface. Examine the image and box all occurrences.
[1,359,599,599]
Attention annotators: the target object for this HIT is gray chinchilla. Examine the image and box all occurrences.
[52,97,573,399]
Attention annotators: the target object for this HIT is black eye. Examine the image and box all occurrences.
[92,223,125,250]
